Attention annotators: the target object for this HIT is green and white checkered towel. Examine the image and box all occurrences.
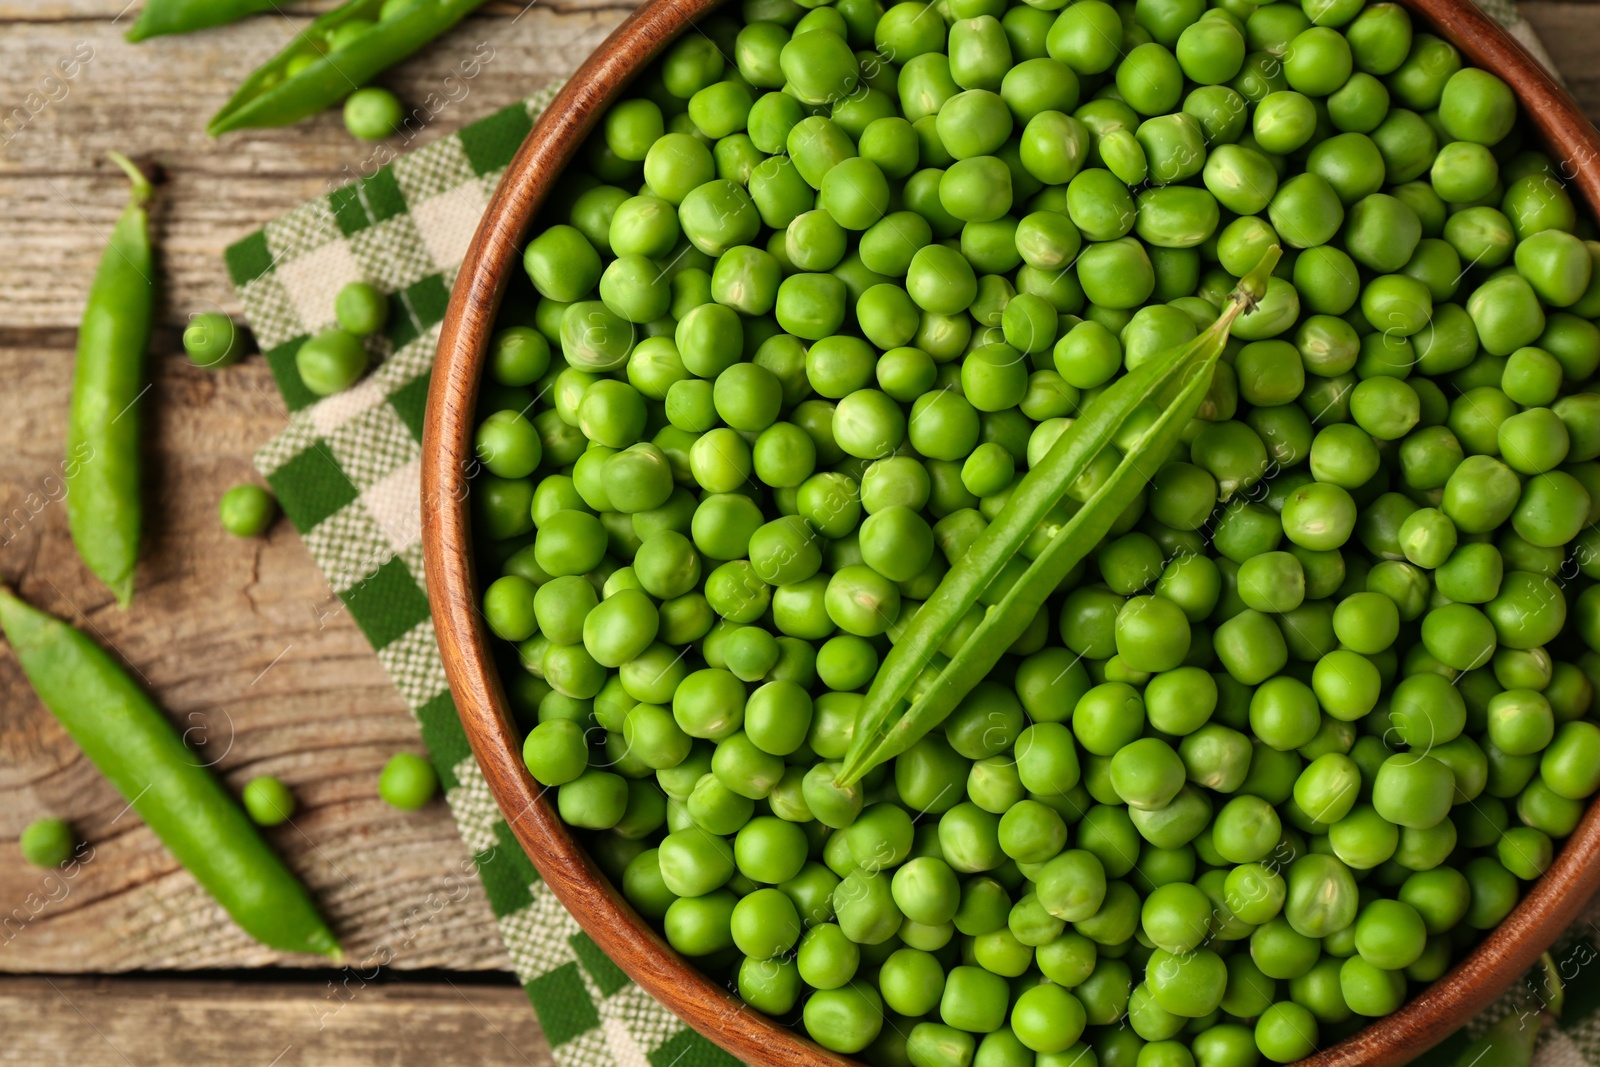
[221,8,1591,1063]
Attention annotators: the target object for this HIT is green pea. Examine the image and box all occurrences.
[949,14,1013,90]
[1253,90,1317,154]
[1540,721,1600,799]
[1078,238,1156,310]
[940,155,1015,223]
[1117,42,1185,116]
[240,777,296,827]
[1137,113,1208,184]
[1048,0,1123,73]
[1215,609,1290,685]
[1177,16,1246,85]
[1468,272,1547,356]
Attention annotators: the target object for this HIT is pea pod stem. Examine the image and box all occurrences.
[126,0,280,42]
[66,152,153,608]
[207,0,490,135]
[838,247,1281,786]
[0,587,341,960]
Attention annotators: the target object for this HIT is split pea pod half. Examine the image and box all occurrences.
[125,0,280,42]
[0,587,341,959]
[839,249,1283,785]
[207,0,490,135]
[67,152,153,607]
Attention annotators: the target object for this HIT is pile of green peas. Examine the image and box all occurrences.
[470,0,1600,1060]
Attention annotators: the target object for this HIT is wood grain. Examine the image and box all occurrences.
[0,344,513,973]
[425,3,1600,1067]
[0,975,552,1067]
[0,0,641,973]
[0,5,635,331]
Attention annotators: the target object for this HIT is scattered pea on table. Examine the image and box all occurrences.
[19,817,75,868]
[242,776,297,827]
[335,281,390,336]
[296,329,369,396]
[379,752,438,810]
[344,87,404,141]
[218,483,279,537]
[183,312,244,369]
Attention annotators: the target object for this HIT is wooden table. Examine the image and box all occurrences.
[1,2,1598,1061]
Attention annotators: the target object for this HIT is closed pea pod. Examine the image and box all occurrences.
[68,153,153,607]
[0,588,339,956]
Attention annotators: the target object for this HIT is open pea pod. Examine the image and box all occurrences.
[838,248,1282,786]
[838,312,1232,777]
[207,0,489,135]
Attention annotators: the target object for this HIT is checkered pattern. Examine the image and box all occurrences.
[224,6,1590,1060]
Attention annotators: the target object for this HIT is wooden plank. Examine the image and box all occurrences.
[0,4,636,181]
[0,344,514,973]
[0,6,636,330]
[0,975,553,1066]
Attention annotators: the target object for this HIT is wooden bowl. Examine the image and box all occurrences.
[422,4,1600,1065]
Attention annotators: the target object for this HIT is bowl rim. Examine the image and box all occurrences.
[422,4,1600,1065]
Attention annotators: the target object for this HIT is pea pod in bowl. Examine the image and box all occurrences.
[838,248,1282,786]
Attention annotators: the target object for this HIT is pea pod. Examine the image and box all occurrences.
[838,248,1282,786]
[67,152,152,607]
[126,0,280,42]
[1453,1009,1543,1067]
[0,587,341,959]
[1452,952,1563,1067]
[207,0,489,135]
[1537,950,1565,1019]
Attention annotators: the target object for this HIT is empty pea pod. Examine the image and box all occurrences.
[838,248,1282,785]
